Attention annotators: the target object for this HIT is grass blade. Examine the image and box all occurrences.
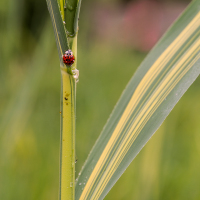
[46,0,69,65]
[75,1,200,199]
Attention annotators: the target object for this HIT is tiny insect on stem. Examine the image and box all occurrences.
[62,49,75,66]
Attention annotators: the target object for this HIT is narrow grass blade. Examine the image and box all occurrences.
[75,1,200,199]
[74,0,82,34]
[46,0,68,65]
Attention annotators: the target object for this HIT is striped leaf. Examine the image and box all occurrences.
[75,1,200,200]
[46,0,68,65]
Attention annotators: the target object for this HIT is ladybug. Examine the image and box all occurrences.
[63,50,75,66]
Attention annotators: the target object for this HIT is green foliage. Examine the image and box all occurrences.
[1,30,200,199]
[0,0,200,200]
[75,1,200,199]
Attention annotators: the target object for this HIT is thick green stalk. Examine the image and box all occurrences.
[46,0,80,199]
[59,35,77,200]
[60,70,75,200]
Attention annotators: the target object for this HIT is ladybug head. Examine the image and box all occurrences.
[65,49,73,56]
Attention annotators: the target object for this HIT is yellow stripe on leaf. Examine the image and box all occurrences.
[79,11,200,200]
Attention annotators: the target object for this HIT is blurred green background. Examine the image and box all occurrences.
[1,0,200,199]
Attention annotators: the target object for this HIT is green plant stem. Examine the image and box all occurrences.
[46,0,79,199]
[64,0,79,36]
[59,35,77,200]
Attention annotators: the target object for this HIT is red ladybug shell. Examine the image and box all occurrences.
[63,50,75,66]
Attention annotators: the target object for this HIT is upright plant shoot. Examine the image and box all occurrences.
[46,0,82,199]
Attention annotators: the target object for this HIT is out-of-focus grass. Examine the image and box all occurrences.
[1,1,200,200]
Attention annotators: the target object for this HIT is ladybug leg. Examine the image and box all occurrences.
[72,69,79,83]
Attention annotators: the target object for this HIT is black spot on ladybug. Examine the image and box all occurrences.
[64,97,68,100]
